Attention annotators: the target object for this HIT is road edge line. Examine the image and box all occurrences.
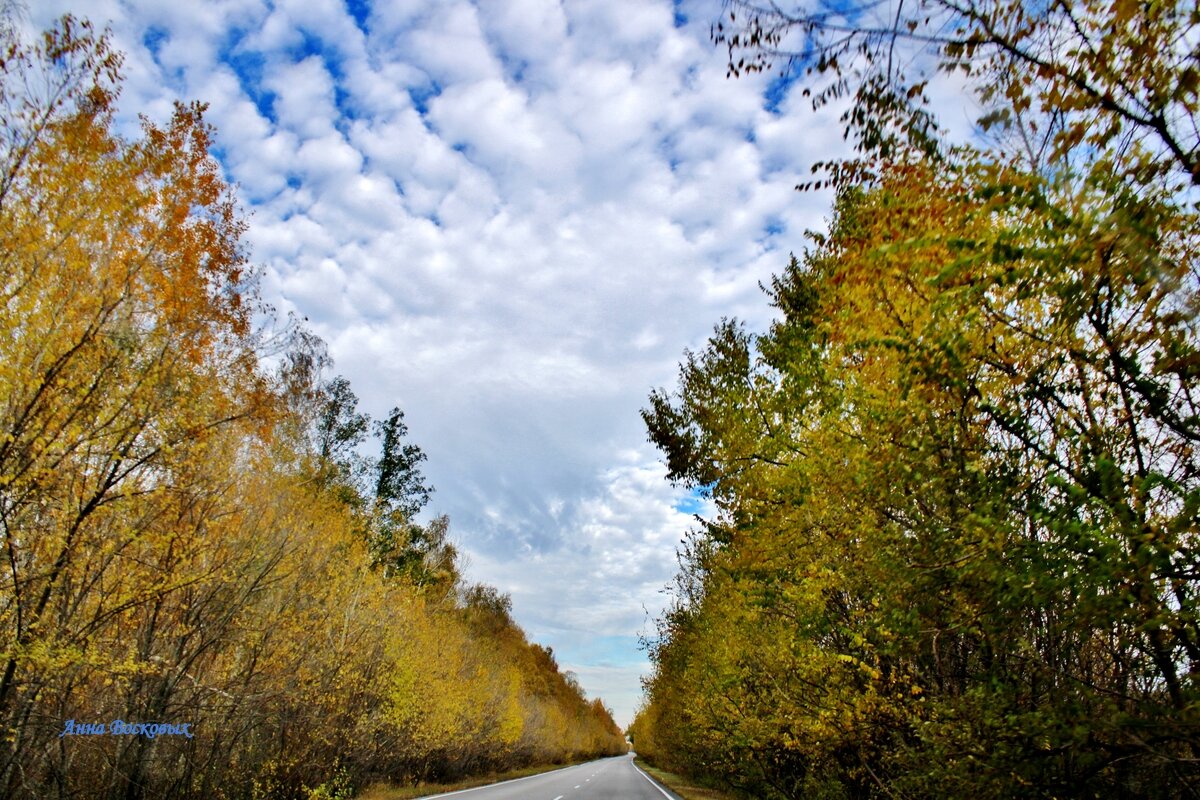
[414,762,583,799]
[632,761,677,799]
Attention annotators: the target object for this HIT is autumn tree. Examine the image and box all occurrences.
[715,0,1200,186]
[0,15,272,797]
[0,16,625,800]
[639,148,1200,795]
[635,1,1199,795]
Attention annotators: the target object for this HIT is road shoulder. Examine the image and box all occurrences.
[633,759,739,800]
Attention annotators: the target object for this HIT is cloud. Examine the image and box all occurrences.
[466,451,712,725]
[475,0,569,73]
[267,56,340,137]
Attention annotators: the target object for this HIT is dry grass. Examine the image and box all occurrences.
[635,759,739,800]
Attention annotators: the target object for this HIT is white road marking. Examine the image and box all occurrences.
[553,796,563,800]
[632,762,675,799]
[414,763,584,798]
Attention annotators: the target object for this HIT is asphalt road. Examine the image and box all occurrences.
[417,754,681,800]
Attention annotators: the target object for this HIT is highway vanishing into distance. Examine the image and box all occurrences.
[417,754,680,800]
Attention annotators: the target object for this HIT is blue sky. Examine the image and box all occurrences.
[26,0,871,727]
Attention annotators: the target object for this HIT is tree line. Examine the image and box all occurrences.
[631,0,1199,797]
[0,17,624,800]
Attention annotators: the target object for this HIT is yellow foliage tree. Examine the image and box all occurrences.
[0,17,626,800]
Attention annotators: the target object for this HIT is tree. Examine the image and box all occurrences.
[312,375,370,496]
[715,0,1200,186]
[633,2,1200,797]
[640,156,1200,796]
[374,406,432,519]
[0,16,270,797]
[0,16,628,798]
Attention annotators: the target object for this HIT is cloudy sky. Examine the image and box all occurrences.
[25,0,970,727]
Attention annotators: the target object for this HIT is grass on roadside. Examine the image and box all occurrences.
[358,760,583,800]
[635,759,739,800]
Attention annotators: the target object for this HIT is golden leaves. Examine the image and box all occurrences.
[0,18,623,799]
[639,151,1200,794]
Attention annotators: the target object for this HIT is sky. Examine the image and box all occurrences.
[24,0,972,728]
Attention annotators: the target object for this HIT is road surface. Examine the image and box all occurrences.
[417,754,681,800]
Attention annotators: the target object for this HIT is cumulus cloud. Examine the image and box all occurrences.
[30,0,845,727]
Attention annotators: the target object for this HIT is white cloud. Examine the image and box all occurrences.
[400,2,504,86]
[267,56,340,137]
[475,0,569,72]
[429,78,559,178]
